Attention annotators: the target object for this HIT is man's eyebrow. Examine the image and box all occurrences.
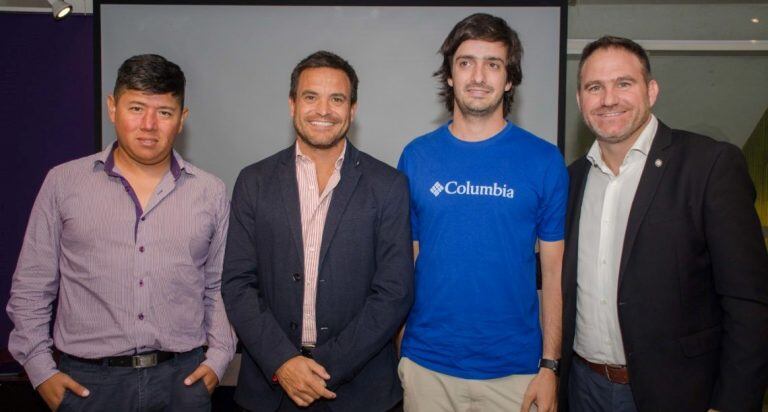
[455,54,505,63]
[582,80,602,88]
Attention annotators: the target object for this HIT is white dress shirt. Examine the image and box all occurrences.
[574,115,658,365]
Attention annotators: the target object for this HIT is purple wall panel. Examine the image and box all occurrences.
[0,13,94,353]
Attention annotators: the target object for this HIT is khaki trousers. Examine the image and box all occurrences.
[399,357,537,412]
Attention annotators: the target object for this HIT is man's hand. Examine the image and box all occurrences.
[37,372,90,411]
[521,368,557,412]
[184,363,219,394]
[275,356,336,407]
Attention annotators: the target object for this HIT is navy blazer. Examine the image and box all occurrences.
[559,121,768,411]
[222,142,414,412]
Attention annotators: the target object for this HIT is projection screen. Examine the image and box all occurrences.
[97,2,566,193]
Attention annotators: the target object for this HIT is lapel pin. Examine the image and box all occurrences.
[654,159,663,167]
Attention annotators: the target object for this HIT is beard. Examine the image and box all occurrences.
[294,116,349,150]
[585,107,651,146]
[454,83,505,118]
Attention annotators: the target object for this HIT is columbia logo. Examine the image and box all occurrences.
[430,180,515,199]
[430,182,444,197]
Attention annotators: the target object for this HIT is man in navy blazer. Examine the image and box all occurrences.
[221,51,413,412]
[559,36,768,411]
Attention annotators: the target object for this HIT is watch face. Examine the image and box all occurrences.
[539,359,560,375]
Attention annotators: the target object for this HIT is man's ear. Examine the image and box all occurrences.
[177,107,190,134]
[107,95,117,124]
[647,79,659,108]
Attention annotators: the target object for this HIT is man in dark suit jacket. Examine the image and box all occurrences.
[221,51,413,412]
[560,36,768,411]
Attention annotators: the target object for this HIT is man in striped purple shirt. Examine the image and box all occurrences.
[6,54,236,411]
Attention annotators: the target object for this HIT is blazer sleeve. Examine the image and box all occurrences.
[221,171,299,380]
[704,144,768,411]
[311,173,414,388]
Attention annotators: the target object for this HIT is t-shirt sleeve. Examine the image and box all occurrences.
[397,148,419,241]
[536,151,568,242]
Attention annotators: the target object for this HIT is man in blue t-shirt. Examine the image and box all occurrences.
[397,13,567,412]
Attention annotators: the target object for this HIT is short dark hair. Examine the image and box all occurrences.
[435,13,523,117]
[289,51,359,104]
[113,54,186,107]
[578,35,652,89]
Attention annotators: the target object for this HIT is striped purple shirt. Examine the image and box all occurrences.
[7,144,237,388]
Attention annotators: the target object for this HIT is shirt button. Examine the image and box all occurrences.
[139,246,145,253]
[138,313,144,320]
[292,273,301,282]
[600,298,607,304]
[139,280,144,287]
[140,217,146,221]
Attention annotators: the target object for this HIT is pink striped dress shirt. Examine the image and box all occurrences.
[7,144,237,387]
[295,142,346,346]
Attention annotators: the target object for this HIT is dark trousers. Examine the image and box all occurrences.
[239,400,403,412]
[568,357,638,412]
[57,347,211,412]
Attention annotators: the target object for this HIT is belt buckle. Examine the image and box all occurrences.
[300,345,315,358]
[131,353,158,368]
[604,364,624,384]
[603,364,615,383]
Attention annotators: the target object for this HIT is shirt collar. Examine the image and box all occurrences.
[295,139,347,171]
[586,114,658,171]
[94,142,189,180]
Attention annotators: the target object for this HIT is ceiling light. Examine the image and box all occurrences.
[47,0,72,20]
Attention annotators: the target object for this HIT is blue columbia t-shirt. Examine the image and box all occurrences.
[397,122,568,379]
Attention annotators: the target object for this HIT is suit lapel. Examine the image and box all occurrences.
[318,143,362,269]
[278,147,305,267]
[565,159,591,297]
[618,122,674,289]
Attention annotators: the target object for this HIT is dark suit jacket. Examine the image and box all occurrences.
[560,122,768,411]
[221,142,414,412]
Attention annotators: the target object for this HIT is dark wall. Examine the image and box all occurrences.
[0,13,94,353]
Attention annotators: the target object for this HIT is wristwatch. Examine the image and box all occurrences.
[538,358,560,376]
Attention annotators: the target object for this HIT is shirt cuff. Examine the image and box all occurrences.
[24,352,59,389]
[202,347,234,382]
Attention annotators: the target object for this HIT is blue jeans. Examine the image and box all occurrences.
[57,347,211,412]
[568,357,638,412]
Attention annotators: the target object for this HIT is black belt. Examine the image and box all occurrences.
[66,350,181,368]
